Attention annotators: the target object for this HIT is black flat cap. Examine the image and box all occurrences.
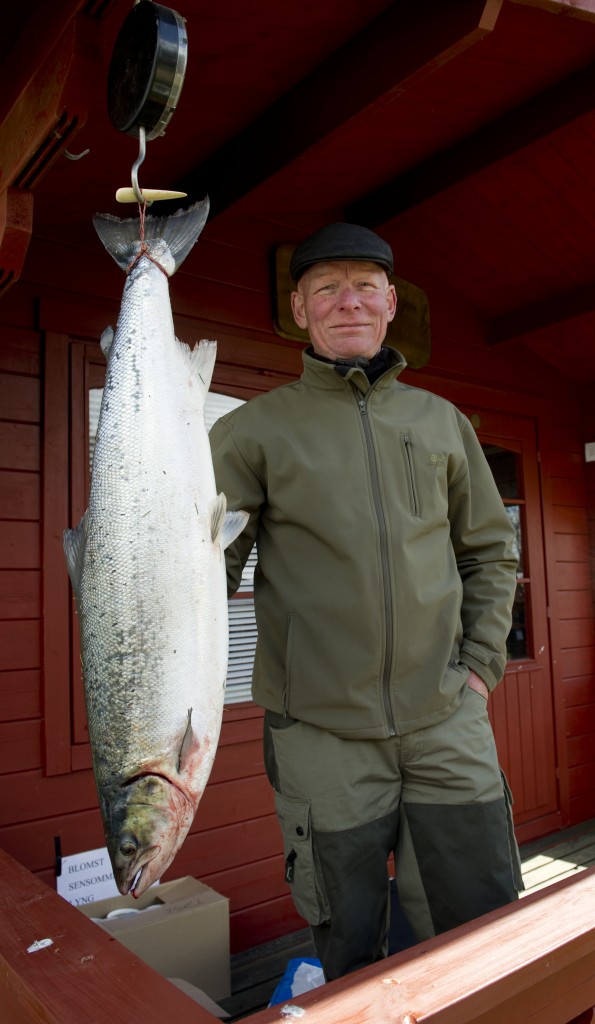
[289,222,394,282]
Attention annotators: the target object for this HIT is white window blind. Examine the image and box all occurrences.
[88,387,257,705]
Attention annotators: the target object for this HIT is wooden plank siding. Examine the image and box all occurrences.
[579,405,595,825]
[540,413,595,828]
[0,327,42,784]
[0,218,594,953]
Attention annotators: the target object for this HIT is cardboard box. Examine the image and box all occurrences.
[78,876,230,1000]
[168,979,230,1018]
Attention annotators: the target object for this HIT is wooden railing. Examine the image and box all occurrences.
[1,846,594,1023]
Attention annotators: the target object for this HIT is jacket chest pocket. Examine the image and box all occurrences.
[401,434,420,517]
[274,791,330,926]
[400,434,448,520]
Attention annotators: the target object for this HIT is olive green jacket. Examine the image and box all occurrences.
[209,349,518,739]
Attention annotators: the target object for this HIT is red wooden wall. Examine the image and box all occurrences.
[579,406,595,820]
[0,214,594,953]
[544,413,595,827]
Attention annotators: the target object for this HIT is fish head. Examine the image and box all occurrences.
[103,774,196,897]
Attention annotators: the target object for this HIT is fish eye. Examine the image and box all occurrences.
[119,835,138,858]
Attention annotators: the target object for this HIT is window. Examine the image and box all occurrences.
[88,388,257,705]
[482,444,530,661]
[207,393,257,704]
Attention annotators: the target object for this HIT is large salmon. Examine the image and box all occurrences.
[64,199,247,896]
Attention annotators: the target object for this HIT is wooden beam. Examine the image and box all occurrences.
[0,848,218,1023]
[509,0,595,23]
[0,12,99,294]
[0,15,98,195]
[347,61,595,226]
[2,844,595,1023]
[248,869,595,1024]
[0,0,86,129]
[488,281,595,344]
[178,0,503,217]
[0,189,33,295]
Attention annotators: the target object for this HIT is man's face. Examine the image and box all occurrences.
[291,260,397,361]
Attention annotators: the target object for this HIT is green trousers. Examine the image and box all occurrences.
[264,686,523,981]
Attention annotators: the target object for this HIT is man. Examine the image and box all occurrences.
[210,223,522,980]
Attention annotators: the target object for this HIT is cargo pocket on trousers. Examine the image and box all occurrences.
[274,791,330,925]
[500,769,525,893]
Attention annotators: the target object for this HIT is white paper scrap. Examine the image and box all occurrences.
[27,938,53,953]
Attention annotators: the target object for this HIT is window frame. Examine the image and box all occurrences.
[463,408,549,678]
[42,331,269,775]
[481,440,532,662]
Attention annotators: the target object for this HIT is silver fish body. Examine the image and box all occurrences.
[64,200,247,896]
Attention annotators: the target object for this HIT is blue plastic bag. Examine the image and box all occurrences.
[268,957,325,1006]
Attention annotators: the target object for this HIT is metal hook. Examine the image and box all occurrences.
[115,117,187,205]
[64,147,91,162]
[53,129,90,161]
[131,126,152,206]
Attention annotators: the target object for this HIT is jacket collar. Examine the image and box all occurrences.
[301,345,407,392]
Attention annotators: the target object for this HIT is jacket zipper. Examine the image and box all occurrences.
[401,434,420,517]
[355,390,397,737]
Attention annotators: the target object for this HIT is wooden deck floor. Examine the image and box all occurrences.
[218,818,595,1021]
[520,819,595,896]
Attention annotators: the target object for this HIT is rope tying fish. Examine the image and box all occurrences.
[126,204,169,277]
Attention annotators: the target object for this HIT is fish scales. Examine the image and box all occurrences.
[64,199,248,895]
[86,252,214,780]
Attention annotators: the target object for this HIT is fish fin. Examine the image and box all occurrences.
[222,510,249,550]
[186,339,217,398]
[210,494,249,548]
[178,708,197,772]
[63,510,89,602]
[93,198,209,275]
[100,326,114,360]
[210,493,227,543]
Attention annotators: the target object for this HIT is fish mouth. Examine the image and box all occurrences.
[114,845,160,898]
[112,832,162,898]
[129,849,161,898]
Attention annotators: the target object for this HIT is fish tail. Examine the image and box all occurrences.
[93,197,210,274]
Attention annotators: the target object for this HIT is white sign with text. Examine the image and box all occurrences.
[56,846,122,906]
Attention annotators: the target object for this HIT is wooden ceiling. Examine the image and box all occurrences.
[1,0,594,380]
